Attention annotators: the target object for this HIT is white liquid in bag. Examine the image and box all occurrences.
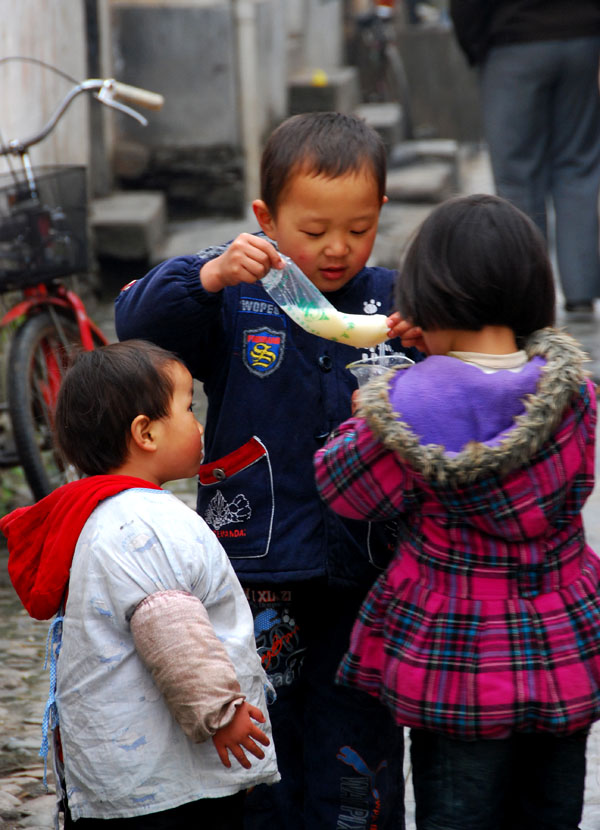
[280,305,389,348]
[262,257,390,348]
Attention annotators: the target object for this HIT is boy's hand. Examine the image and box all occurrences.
[386,312,426,352]
[200,234,284,292]
[212,701,270,769]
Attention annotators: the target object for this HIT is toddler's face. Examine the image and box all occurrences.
[265,167,383,293]
[156,361,204,482]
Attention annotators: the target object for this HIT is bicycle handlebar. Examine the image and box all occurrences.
[1,77,164,156]
[107,80,164,111]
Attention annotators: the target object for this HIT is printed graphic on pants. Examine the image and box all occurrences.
[247,589,305,688]
[337,746,387,829]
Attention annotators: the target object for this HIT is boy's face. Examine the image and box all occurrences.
[254,167,384,293]
[154,361,204,483]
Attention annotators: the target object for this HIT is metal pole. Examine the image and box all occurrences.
[233,0,262,209]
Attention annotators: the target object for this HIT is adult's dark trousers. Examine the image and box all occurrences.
[243,580,406,830]
[410,727,588,830]
[480,36,600,305]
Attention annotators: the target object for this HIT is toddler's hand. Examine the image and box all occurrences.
[386,312,426,352]
[212,701,270,769]
[201,234,284,292]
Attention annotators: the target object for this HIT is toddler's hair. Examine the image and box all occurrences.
[54,339,181,476]
[396,193,556,337]
[260,111,387,214]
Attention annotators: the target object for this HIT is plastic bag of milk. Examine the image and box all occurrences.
[262,256,389,348]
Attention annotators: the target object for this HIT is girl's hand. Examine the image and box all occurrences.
[212,701,270,769]
[200,234,284,292]
[387,312,426,352]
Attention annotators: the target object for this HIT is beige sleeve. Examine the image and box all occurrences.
[130,589,245,743]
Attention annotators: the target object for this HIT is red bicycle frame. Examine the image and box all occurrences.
[0,284,107,351]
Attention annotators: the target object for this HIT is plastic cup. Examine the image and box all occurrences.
[346,353,414,387]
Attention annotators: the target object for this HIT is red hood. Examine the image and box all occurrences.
[0,476,161,620]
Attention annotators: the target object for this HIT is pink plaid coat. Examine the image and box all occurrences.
[314,329,600,738]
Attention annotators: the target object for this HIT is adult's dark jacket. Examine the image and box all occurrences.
[114,241,421,587]
[450,0,600,66]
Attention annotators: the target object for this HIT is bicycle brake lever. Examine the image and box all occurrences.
[94,90,148,126]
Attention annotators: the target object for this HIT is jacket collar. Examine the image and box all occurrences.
[358,327,591,486]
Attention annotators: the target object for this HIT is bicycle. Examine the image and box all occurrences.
[0,60,163,500]
[349,0,415,140]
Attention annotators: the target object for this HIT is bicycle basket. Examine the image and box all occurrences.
[0,165,88,291]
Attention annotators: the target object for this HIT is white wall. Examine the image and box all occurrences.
[0,0,347,210]
[303,0,343,70]
[0,0,88,174]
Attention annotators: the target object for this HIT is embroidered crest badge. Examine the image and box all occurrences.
[243,328,285,376]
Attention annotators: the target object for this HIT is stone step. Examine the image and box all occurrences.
[354,101,406,150]
[152,212,254,266]
[90,190,167,261]
[385,160,457,204]
[389,138,459,168]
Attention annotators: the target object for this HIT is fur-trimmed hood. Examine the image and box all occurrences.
[358,328,593,487]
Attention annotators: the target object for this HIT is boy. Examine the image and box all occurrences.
[115,112,418,828]
[0,341,279,828]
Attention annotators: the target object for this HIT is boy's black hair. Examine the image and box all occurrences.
[54,340,180,476]
[395,193,556,338]
[260,111,387,215]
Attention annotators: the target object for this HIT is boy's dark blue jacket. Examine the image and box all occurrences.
[115,245,421,588]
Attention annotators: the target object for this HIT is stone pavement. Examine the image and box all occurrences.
[1,146,600,828]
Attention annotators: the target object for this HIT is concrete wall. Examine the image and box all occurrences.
[0,0,88,174]
[111,3,240,149]
[396,25,483,142]
[302,0,343,71]
[0,0,348,215]
[109,0,344,149]
[109,1,287,213]
[108,0,345,214]
[284,0,344,75]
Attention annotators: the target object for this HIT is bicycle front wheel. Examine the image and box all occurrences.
[8,310,88,499]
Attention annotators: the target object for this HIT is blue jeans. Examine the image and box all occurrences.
[480,37,600,304]
[410,728,588,830]
[243,581,405,830]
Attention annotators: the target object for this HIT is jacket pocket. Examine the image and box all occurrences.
[198,436,274,559]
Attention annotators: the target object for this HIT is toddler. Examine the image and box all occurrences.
[1,340,279,828]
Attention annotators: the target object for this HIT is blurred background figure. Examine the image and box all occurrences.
[450,0,600,313]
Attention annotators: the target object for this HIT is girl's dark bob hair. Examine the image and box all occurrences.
[54,339,181,476]
[395,193,556,338]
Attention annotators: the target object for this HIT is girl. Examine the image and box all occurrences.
[314,194,600,830]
